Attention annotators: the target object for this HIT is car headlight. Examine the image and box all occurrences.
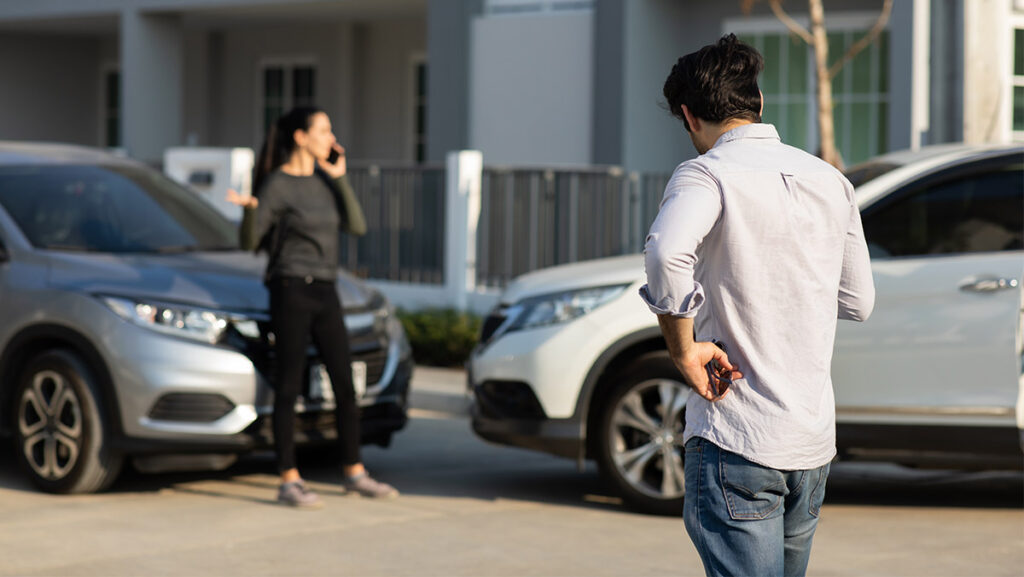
[100,296,244,344]
[503,284,630,333]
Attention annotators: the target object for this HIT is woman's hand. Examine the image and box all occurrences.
[319,143,347,178]
[225,189,257,208]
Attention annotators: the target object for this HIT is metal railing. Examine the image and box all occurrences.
[476,166,669,288]
[341,162,670,289]
[343,163,447,285]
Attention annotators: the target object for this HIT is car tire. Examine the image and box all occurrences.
[12,349,123,494]
[595,351,689,516]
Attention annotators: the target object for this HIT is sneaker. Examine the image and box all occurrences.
[277,481,323,509]
[342,472,399,499]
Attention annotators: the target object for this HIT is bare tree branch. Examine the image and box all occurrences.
[769,0,813,44]
[827,0,893,79]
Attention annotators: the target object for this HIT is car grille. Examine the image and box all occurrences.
[352,346,388,385]
[226,311,392,389]
[473,380,546,419]
[148,393,235,422]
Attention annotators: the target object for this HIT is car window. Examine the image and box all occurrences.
[861,157,1023,258]
[0,164,238,253]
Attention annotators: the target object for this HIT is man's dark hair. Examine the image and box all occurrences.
[663,33,764,132]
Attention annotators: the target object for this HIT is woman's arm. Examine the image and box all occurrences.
[334,174,367,237]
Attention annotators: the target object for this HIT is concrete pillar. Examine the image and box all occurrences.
[963,0,1011,144]
[888,0,914,151]
[121,10,183,164]
[426,0,483,163]
[928,0,964,144]
[592,0,626,166]
[445,150,483,312]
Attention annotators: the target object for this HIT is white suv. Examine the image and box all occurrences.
[469,144,1024,515]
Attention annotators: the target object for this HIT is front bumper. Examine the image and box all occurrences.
[468,369,582,460]
[100,299,413,452]
[117,351,413,455]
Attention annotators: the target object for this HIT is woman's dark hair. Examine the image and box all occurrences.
[663,34,764,132]
[253,106,325,196]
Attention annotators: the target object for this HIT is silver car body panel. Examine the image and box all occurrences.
[0,141,411,448]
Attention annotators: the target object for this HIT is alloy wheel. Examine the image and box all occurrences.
[607,378,688,500]
[18,370,83,480]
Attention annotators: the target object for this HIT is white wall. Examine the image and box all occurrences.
[0,34,101,145]
[469,11,593,165]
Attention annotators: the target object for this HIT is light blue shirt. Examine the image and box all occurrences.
[640,123,875,470]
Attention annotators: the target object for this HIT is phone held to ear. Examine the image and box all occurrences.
[327,148,340,165]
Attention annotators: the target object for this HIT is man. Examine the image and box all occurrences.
[640,34,874,577]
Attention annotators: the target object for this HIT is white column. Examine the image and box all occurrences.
[445,150,483,311]
[121,9,183,164]
[962,0,1011,144]
[910,0,930,149]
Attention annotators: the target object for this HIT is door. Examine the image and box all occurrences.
[833,154,1024,427]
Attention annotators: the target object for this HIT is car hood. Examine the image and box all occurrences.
[44,250,377,313]
[500,254,644,305]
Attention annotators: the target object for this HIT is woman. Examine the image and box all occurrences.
[233,106,397,507]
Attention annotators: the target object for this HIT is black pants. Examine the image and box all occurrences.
[268,277,361,471]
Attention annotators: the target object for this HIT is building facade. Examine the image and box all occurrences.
[0,0,1020,171]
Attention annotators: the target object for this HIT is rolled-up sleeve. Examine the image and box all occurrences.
[640,162,722,317]
[837,187,875,321]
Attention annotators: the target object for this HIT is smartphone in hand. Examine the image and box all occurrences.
[327,148,340,165]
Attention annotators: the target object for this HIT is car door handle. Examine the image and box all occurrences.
[958,277,1019,293]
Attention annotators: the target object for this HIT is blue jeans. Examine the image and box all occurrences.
[683,437,830,577]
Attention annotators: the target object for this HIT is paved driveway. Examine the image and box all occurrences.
[0,368,1021,576]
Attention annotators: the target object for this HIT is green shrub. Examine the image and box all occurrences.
[396,308,482,367]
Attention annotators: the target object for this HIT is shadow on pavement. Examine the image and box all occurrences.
[1,416,1021,514]
[825,462,1024,509]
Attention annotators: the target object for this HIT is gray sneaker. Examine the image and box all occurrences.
[277,481,323,508]
[342,473,399,499]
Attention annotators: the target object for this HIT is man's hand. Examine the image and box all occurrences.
[674,341,741,401]
[656,315,742,402]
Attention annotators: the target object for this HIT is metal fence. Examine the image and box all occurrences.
[341,162,671,289]
[475,166,670,288]
[343,163,447,285]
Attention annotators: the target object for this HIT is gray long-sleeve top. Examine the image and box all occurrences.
[240,170,366,282]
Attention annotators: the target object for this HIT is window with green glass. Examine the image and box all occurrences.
[261,63,317,134]
[738,28,889,165]
[104,70,120,148]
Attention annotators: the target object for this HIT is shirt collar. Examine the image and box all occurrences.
[712,123,780,149]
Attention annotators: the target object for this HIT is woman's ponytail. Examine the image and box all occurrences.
[251,106,324,197]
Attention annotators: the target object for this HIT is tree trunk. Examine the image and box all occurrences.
[809,0,840,169]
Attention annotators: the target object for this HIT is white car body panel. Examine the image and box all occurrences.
[470,144,1024,468]
[833,252,1023,427]
[476,278,651,418]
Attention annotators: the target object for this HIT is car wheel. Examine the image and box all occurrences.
[13,350,123,494]
[596,351,688,516]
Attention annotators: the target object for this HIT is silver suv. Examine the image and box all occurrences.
[0,142,413,493]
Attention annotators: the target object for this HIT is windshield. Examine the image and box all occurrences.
[0,164,238,253]
[844,160,902,188]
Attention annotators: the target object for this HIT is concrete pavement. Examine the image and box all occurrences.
[0,366,1020,576]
